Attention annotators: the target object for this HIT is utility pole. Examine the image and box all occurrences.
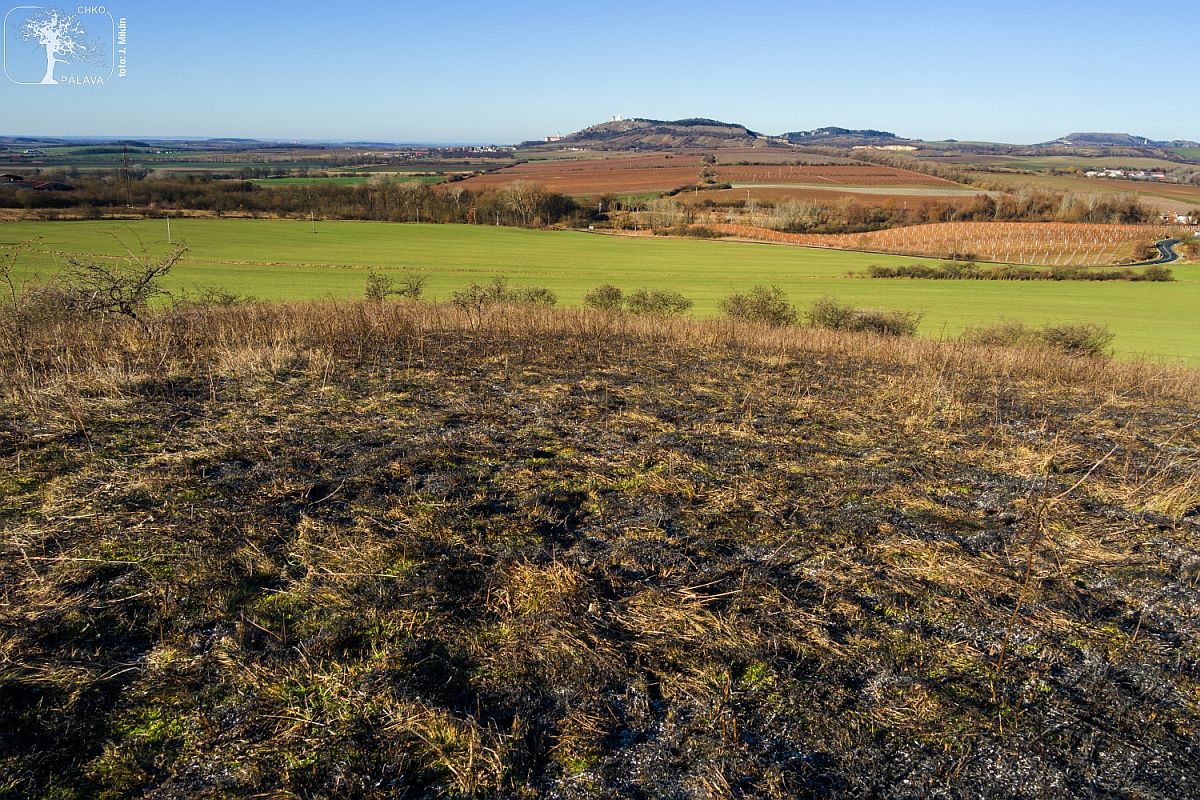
[311,210,317,234]
[167,217,172,244]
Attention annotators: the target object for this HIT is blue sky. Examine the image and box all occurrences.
[1,0,1194,144]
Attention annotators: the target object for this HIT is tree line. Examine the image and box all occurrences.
[756,190,1157,233]
[0,174,587,227]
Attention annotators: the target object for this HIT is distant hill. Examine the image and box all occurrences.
[524,121,1200,154]
[524,118,786,150]
[0,136,71,148]
[525,120,917,151]
[782,127,904,144]
[1047,132,1200,148]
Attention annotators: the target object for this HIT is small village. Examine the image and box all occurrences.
[1085,167,1168,181]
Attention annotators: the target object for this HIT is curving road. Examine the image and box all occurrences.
[1141,238,1181,265]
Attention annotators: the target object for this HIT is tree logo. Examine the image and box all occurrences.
[4,6,117,85]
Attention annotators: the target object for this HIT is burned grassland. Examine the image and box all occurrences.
[1,302,1198,799]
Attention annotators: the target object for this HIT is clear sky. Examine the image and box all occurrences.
[1,0,1194,144]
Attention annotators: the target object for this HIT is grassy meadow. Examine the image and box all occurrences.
[246,176,373,187]
[2,219,1197,362]
[247,175,446,187]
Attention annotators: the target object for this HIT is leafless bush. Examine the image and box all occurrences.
[366,270,428,302]
[624,288,693,316]
[583,284,624,312]
[60,241,187,320]
[962,320,1116,359]
[396,272,428,300]
[450,277,557,314]
[364,270,395,302]
[807,296,922,337]
[720,285,798,326]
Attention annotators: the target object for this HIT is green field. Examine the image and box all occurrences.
[247,176,372,187]
[247,175,445,187]
[2,219,1197,363]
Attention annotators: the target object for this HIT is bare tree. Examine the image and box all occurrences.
[398,183,424,222]
[502,181,546,227]
[20,9,105,85]
[63,241,187,320]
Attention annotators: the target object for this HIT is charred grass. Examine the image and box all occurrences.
[1,302,1199,798]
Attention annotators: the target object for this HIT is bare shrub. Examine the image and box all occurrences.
[1139,265,1174,282]
[450,277,509,315]
[719,285,798,326]
[583,285,624,311]
[366,271,428,302]
[61,242,187,320]
[1037,323,1115,358]
[396,272,428,300]
[515,286,558,306]
[624,288,693,316]
[807,296,921,337]
[960,321,1033,348]
[962,320,1116,359]
[450,276,556,314]
[365,270,396,302]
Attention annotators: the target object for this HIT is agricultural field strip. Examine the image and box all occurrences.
[3,219,1198,363]
[964,170,1200,213]
[726,184,987,196]
[457,157,964,194]
[708,221,1181,266]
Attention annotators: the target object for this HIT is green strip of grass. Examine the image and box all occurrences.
[3,219,1197,362]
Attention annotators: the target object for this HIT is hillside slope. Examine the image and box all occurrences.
[782,127,908,146]
[1048,132,1200,148]
[528,117,785,150]
[2,303,1198,798]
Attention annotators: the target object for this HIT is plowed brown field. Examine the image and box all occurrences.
[677,187,985,207]
[456,155,700,194]
[719,164,957,186]
[455,156,965,196]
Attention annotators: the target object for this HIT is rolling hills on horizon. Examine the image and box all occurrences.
[5,120,1197,153]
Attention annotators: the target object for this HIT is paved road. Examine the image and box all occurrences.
[1142,238,1181,265]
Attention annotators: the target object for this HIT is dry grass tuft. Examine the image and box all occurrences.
[0,299,1197,798]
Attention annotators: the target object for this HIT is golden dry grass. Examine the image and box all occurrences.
[1,300,1198,798]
